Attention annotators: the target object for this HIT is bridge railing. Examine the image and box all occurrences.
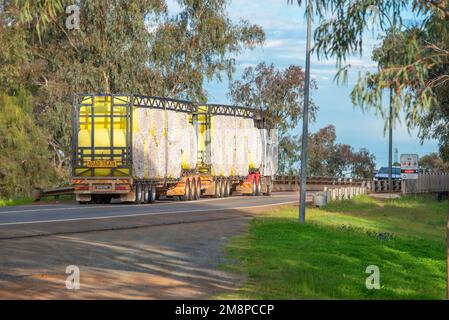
[370,180,402,193]
[273,176,369,186]
[402,173,449,194]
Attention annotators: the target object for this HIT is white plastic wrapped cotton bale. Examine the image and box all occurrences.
[244,118,262,170]
[252,127,263,169]
[223,115,236,176]
[132,107,149,179]
[178,112,197,170]
[210,115,226,176]
[189,123,198,169]
[212,115,235,176]
[234,116,249,176]
[148,108,167,178]
[134,108,153,179]
[166,110,183,178]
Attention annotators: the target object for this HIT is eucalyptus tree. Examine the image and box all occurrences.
[228,62,318,173]
[1,0,264,179]
[292,0,449,147]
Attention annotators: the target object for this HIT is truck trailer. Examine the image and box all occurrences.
[71,94,278,204]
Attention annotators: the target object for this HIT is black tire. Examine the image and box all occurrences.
[256,177,262,196]
[143,185,150,204]
[134,183,143,204]
[180,179,191,201]
[223,179,230,197]
[264,178,272,196]
[219,179,225,198]
[191,178,197,200]
[78,201,90,205]
[196,178,201,200]
[188,179,194,201]
[192,178,199,200]
[214,179,222,198]
[149,185,157,203]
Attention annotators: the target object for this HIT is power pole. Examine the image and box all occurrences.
[299,0,312,224]
[388,88,393,192]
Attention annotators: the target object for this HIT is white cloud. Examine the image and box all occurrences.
[264,39,287,49]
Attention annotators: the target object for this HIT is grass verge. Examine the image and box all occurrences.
[0,195,74,207]
[219,194,447,299]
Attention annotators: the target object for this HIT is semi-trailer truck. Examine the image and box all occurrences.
[71,94,278,204]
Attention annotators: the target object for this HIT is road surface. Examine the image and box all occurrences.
[0,192,309,299]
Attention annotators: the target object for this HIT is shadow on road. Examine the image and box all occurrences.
[0,208,262,299]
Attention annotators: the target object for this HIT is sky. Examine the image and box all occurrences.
[167,0,439,168]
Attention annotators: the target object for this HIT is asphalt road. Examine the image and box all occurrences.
[0,192,309,239]
[0,192,308,299]
[0,192,302,225]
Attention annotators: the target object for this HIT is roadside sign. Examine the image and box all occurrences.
[400,154,419,180]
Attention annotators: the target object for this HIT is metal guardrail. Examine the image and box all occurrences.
[273,176,406,193]
[273,176,369,187]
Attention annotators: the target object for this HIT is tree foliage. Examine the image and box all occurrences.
[292,0,449,163]
[150,0,264,100]
[419,153,449,173]
[0,0,264,196]
[229,62,317,133]
[0,91,57,197]
[307,125,376,178]
[228,62,318,174]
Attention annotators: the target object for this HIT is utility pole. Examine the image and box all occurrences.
[388,88,393,192]
[299,0,312,224]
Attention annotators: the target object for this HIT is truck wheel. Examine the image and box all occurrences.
[181,179,191,201]
[264,178,272,196]
[191,178,197,200]
[192,178,200,200]
[219,179,226,198]
[256,178,262,196]
[214,179,222,198]
[223,179,230,197]
[134,183,143,204]
[196,178,201,200]
[149,185,156,203]
[188,179,194,201]
[143,185,150,203]
[251,178,257,196]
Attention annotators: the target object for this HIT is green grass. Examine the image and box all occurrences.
[0,197,35,206]
[219,195,447,300]
[0,195,74,207]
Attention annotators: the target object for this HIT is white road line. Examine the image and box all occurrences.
[0,201,297,226]
[0,196,254,214]
[0,193,298,215]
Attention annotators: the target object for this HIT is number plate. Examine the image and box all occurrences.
[86,160,117,168]
[93,184,112,191]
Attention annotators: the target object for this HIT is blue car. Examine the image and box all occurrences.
[374,166,402,180]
